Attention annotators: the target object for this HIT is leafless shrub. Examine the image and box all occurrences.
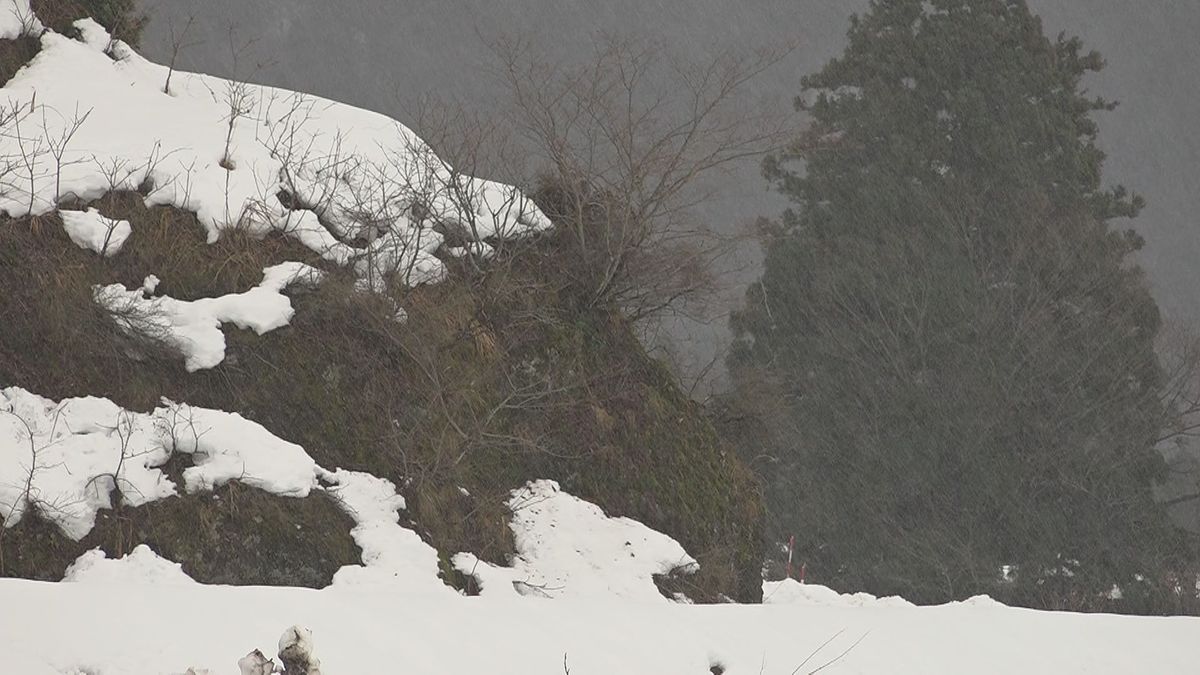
[43,103,92,206]
[0,100,34,203]
[92,283,175,359]
[162,14,199,95]
[83,410,159,510]
[492,35,794,321]
[0,405,80,570]
[4,93,46,214]
[9,0,40,38]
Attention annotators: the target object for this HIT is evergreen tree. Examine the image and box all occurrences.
[729,0,1191,608]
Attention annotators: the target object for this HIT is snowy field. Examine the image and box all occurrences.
[1,575,1198,674]
[1,1,1199,672]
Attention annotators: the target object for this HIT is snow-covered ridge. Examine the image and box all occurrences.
[1,13,552,369]
[0,14,550,290]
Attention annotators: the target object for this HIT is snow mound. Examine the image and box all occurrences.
[94,262,323,371]
[2,577,1199,674]
[162,403,319,496]
[455,479,697,602]
[763,577,914,608]
[63,544,196,585]
[59,208,131,256]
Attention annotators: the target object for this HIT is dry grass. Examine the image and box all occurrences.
[0,189,764,599]
[31,0,146,46]
[0,482,359,586]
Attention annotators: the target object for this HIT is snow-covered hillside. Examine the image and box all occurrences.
[1,2,1199,672]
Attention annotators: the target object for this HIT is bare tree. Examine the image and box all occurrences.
[1157,322,1200,446]
[162,15,199,95]
[1155,322,1200,517]
[9,93,46,215]
[43,103,92,206]
[492,35,794,321]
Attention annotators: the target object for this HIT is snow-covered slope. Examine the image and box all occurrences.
[0,16,548,240]
[2,3,1199,672]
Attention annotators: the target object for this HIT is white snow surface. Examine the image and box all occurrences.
[62,544,197,585]
[162,402,320,496]
[0,390,175,540]
[2,393,1199,674]
[59,208,132,256]
[454,479,698,602]
[94,262,323,371]
[0,578,1197,674]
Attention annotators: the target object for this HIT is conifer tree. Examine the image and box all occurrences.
[729,0,1191,608]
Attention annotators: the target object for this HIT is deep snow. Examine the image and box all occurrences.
[1,574,1198,674]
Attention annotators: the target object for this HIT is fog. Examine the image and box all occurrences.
[135,1,1200,393]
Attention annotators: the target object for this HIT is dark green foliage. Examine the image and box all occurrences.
[728,0,1195,610]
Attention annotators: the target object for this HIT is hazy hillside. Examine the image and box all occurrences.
[135,0,1200,383]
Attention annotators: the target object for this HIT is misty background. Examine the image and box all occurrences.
[133,0,1200,525]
